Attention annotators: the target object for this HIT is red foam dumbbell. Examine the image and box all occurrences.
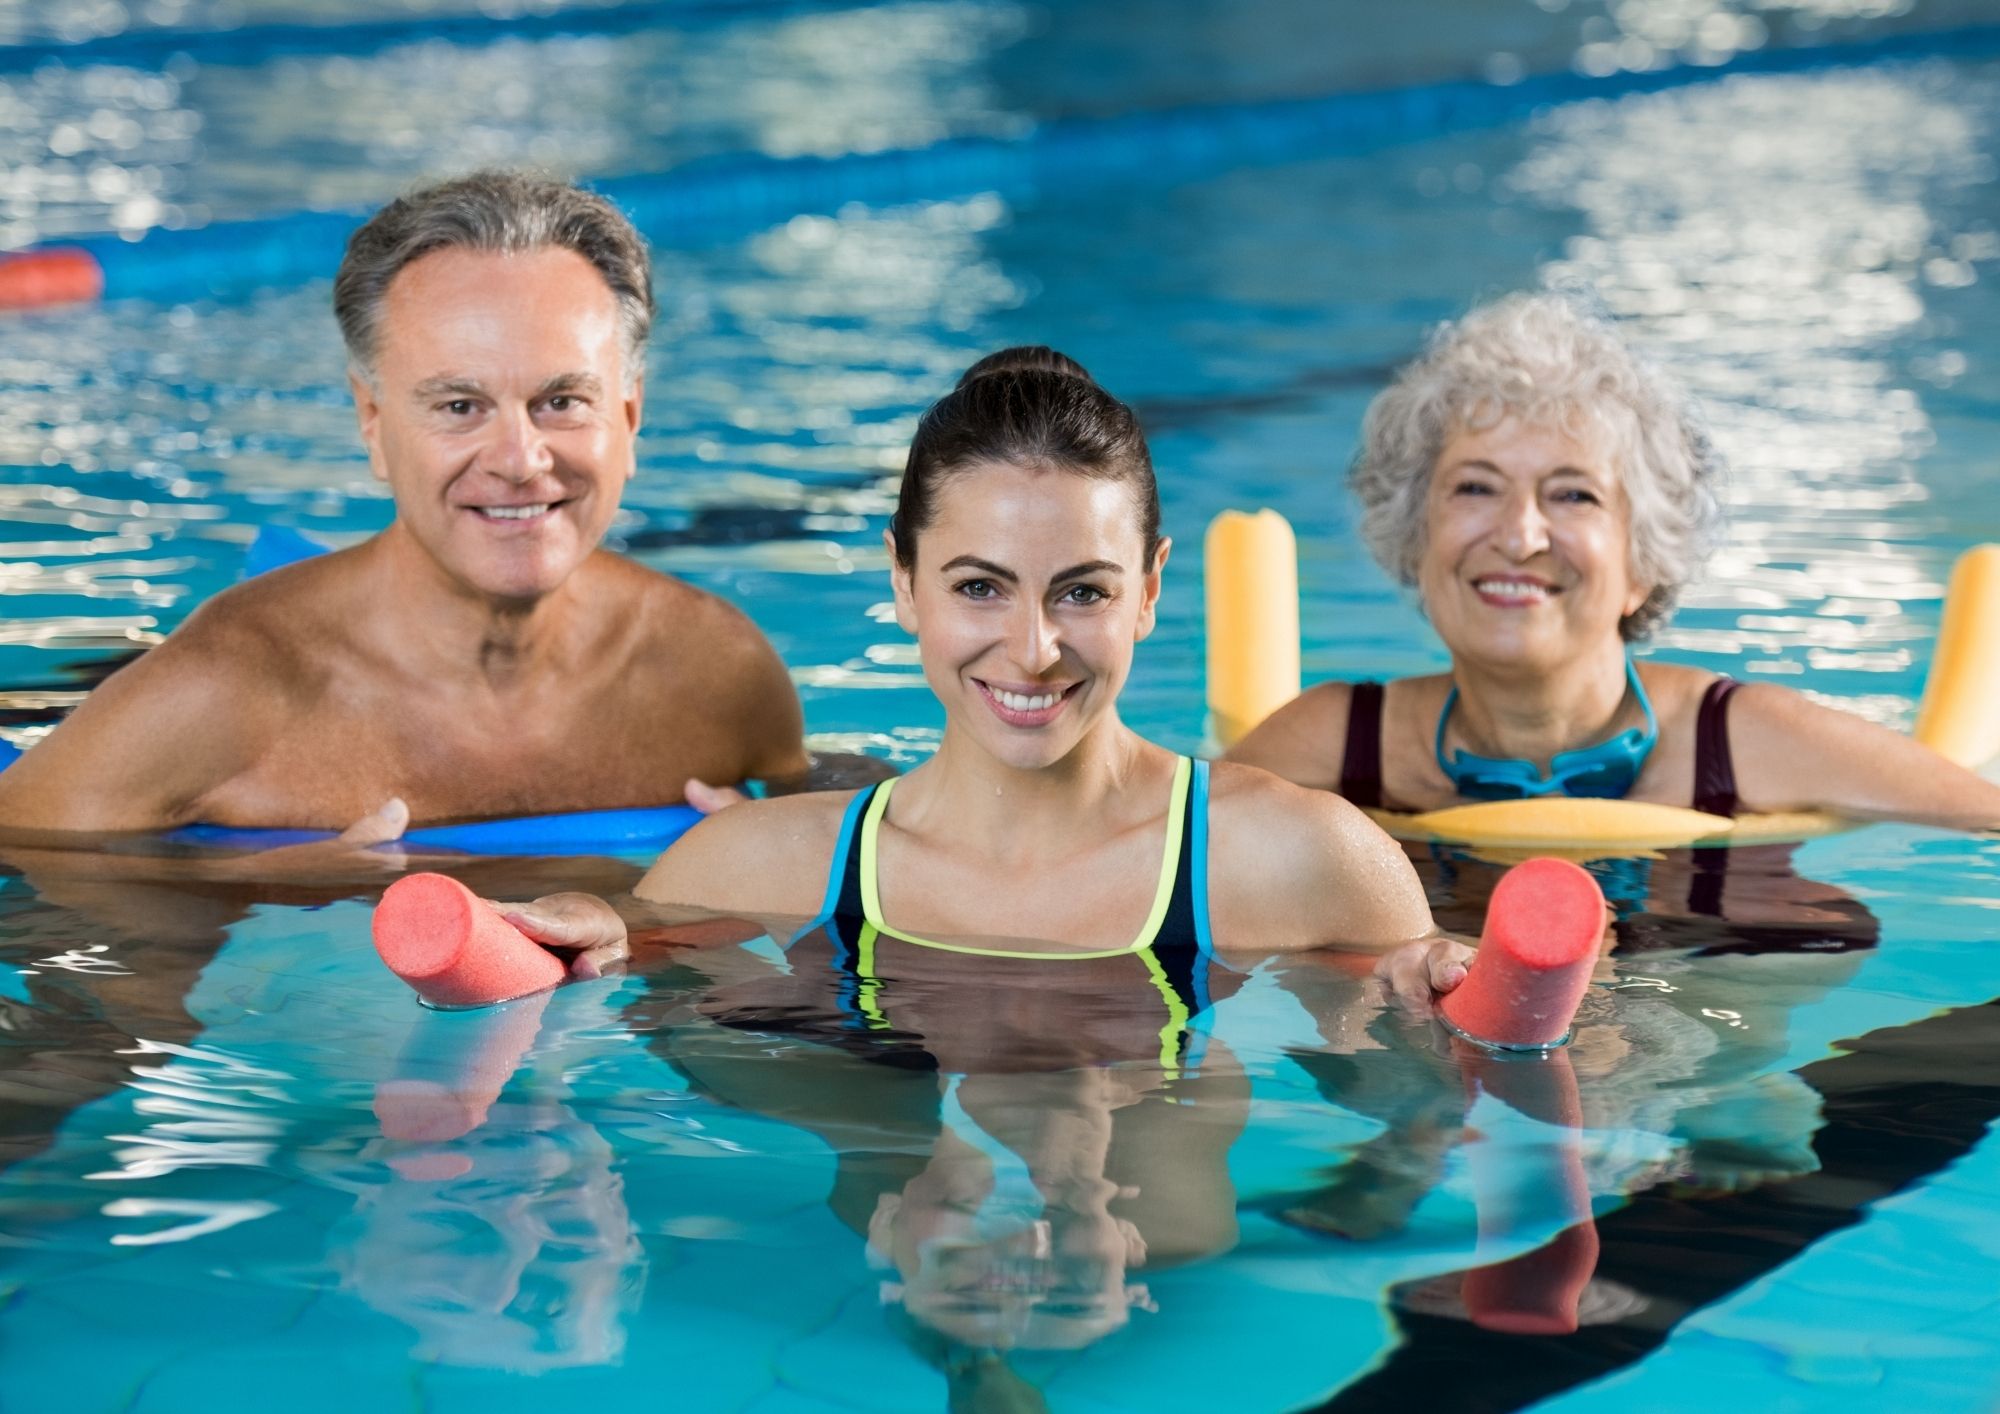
[372,872,565,1009]
[1442,856,1605,1051]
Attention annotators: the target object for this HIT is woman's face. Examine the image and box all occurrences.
[1418,415,1650,673]
[890,461,1166,771]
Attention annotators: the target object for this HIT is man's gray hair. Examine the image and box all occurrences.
[333,169,654,387]
[1349,292,1724,641]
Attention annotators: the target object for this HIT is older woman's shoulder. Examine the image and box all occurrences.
[1228,675,1446,787]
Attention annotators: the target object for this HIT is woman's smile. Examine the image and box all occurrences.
[974,678,1084,727]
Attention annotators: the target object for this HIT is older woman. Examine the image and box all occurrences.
[1229,293,2000,829]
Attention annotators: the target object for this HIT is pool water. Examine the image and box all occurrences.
[5,1,2000,1409]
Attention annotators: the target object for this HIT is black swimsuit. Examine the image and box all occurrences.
[1337,676,1745,816]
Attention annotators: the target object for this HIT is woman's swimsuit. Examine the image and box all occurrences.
[809,755,1224,1074]
[1339,678,1878,957]
[1338,676,1744,815]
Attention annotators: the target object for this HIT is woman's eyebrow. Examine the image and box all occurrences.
[939,555,1016,580]
[1052,559,1124,579]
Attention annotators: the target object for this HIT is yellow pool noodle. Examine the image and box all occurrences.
[1205,509,1300,747]
[1913,543,2000,769]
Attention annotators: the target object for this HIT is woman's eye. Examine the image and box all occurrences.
[1553,487,1601,505]
[1061,584,1108,605]
[1453,480,1493,496]
[955,578,997,600]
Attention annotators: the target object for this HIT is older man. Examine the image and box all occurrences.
[0,171,867,836]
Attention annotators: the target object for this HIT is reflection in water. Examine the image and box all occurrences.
[1512,63,1998,711]
[335,986,645,1371]
[0,831,1980,1406]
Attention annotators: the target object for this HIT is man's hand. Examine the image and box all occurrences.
[339,796,410,847]
[197,796,422,881]
[684,779,749,814]
[1371,937,1474,1016]
[496,892,630,979]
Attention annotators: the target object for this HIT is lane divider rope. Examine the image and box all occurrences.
[3,20,1996,311]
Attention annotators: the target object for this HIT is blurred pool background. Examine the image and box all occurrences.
[4,1,2000,1410]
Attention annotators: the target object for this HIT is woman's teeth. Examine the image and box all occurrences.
[1473,578,1552,601]
[993,687,1062,711]
[478,504,552,520]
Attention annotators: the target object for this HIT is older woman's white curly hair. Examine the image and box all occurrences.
[1350,292,1724,641]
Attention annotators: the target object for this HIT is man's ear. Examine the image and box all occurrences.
[886,531,918,636]
[350,369,389,483]
[1134,535,1172,643]
[621,376,644,482]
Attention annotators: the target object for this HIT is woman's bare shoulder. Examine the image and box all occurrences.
[636,788,862,914]
[1204,761,1429,949]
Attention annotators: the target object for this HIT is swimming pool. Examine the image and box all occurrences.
[4,1,2000,1408]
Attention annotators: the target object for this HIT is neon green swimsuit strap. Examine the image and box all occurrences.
[857,755,1193,960]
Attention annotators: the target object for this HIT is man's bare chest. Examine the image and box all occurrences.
[196,680,746,828]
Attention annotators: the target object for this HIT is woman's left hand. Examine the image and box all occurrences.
[1372,936,1475,1015]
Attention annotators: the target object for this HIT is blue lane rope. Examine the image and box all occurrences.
[12,21,2000,304]
[0,0,882,76]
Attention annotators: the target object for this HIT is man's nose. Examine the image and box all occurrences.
[484,405,554,483]
[1497,488,1551,560]
[1011,600,1062,675]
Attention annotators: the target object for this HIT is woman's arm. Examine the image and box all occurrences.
[497,792,853,975]
[1208,763,1433,951]
[634,790,850,914]
[1222,682,1352,790]
[1727,684,2000,830]
[1209,764,1472,1010]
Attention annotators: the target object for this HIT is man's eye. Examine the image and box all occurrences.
[441,399,476,416]
[546,394,579,412]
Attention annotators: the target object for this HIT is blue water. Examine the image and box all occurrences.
[5,1,2000,1409]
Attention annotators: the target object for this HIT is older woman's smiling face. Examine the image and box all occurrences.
[1418,414,1652,672]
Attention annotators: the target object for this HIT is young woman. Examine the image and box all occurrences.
[510,347,1465,1004]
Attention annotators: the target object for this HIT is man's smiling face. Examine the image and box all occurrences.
[354,244,643,603]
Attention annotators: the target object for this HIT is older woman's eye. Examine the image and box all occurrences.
[1553,487,1602,505]
[1453,479,1494,495]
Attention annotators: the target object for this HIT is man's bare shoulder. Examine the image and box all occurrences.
[588,554,772,651]
[0,555,370,829]
[636,789,860,915]
[167,547,371,674]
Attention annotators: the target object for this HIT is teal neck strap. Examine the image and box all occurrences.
[1435,658,1658,800]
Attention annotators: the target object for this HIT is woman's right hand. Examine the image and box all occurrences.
[496,892,631,979]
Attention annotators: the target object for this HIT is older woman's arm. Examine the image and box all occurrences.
[1727,684,2000,831]
[1222,682,1353,790]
